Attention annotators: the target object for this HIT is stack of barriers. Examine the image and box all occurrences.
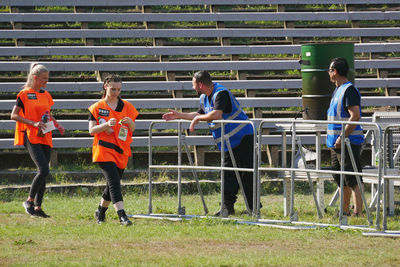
[129,118,400,234]
[363,123,400,237]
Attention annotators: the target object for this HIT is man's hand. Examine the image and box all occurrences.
[189,116,201,132]
[162,109,180,121]
[334,135,341,148]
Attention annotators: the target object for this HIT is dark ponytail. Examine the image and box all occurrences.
[102,74,122,99]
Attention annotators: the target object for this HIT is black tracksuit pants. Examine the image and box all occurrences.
[223,134,254,210]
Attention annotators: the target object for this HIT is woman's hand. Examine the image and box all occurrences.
[34,120,46,132]
[57,125,65,135]
[120,117,135,132]
[120,117,133,126]
[106,118,117,134]
[107,118,117,127]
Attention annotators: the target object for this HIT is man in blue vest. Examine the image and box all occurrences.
[162,71,255,216]
[327,57,364,217]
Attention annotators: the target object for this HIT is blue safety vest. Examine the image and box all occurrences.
[326,81,364,148]
[200,83,253,151]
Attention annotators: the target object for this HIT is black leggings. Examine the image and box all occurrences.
[24,135,51,207]
[98,162,125,204]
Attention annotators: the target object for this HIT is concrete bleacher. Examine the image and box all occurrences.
[1,78,399,93]
[2,0,399,6]
[0,0,399,168]
[2,28,400,40]
[1,59,400,72]
[0,43,399,57]
[2,11,400,23]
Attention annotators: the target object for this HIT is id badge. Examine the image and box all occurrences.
[118,125,128,141]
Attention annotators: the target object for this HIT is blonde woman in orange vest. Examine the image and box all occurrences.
[11,63,64,218]
[88,74,138,226]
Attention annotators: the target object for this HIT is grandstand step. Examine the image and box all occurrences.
[0,110,383,122]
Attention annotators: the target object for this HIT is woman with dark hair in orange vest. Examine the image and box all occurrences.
[88,74,138,226]
[11,63,65,218]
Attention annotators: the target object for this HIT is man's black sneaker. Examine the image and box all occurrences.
[22,201,34,216]
[214,204,235,217]
[33,209,50,218]
[117,209,132,226]
[94,206,108,224]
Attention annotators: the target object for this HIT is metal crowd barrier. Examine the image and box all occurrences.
[129,118,397,232]
[256,119,383,230]
[381,124,400,231]
[146,119,258,218]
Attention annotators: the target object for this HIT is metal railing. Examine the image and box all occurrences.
[147,119,257,217]
[141,118,396,231]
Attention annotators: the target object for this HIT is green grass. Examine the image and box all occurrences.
[1,191,400,266]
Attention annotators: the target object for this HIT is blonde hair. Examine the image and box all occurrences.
[24,63,49,89]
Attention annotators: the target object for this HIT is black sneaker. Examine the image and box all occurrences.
[94,206,108,224]
[334,211,351,219]
[22,201,34,216]
[214,204,235,217]
[33,209,50,218]
[117,209,132,226]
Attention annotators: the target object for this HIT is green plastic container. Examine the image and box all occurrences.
[300,43,354,120]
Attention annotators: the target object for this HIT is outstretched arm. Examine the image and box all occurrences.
[162,109,199,121]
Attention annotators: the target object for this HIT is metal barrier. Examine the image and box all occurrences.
[146,119,258,217]
[131,118,391,231]
[382,124,400,231]
[256,119,383,229]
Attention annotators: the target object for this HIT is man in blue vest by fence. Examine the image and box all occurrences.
[327,57,364,217]
[162,71,255,216]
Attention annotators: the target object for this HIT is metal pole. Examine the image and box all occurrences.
[296,137,323,218]
[257,122,263,219]
[148,121,154,214]
[177,121,184,215]
[382,129,389,230]
[344,138,373,226]
[220,121,226,217]
[226,138,251,215]
[339,126,347,226]
[316,130,325,215]
[282,131,289,216]
[289,121,298,221]
[253,126,259,218]
[182,136,208,215]
[375,125,383,230]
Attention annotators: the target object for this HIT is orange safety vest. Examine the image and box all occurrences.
[88,99,139,169]
[14,88,54,147]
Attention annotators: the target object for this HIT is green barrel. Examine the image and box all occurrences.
[300,43,354,120]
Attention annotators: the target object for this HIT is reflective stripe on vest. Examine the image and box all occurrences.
[200,82,253,151]
[326,81,364,148]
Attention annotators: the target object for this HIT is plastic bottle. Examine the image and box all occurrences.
[37,111,49,137]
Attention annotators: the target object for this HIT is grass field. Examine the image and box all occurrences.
[1,190,400,266]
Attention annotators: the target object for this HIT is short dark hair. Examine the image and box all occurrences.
[193,71,213,86]
[330,57,349,77]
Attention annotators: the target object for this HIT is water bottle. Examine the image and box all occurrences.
[37,112,48,137]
